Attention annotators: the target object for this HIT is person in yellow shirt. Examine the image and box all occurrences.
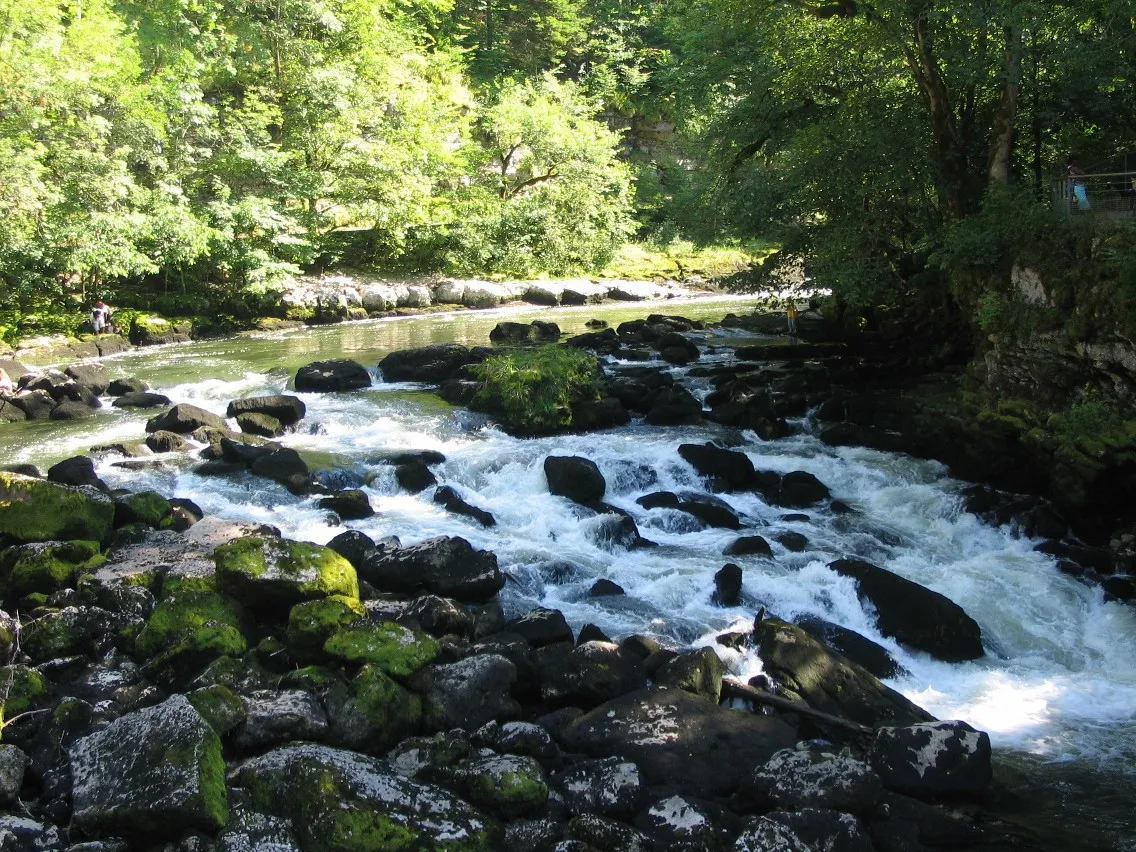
[786,302,799,335]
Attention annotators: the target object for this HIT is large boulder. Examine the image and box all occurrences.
[0,472,114,543]
[795,614,903,680]
[538,641,649,710]
[47,455,107,492]
[489,321,560,345]
[775,470,832,507]
[214,536,359,613]
[734,809,874,852]
[65,363,110,394]
[544,455,606,504]
[754,618,933,728]
[146,404,228,434]
[324,621,439,680]
[452,754,549,819]
[230,743,494,850]
[294,359,372,392]
[113,391,171,409]
[69,694,228,838]
[677,443,756,490]
[324,664,424,753]
[559,686,797,799]
[412,653,522,730]
[748,745,884,813]
[226,395,306,426]
[378,344,475,384]
[827,559,984,662]
[644,385,702,425]
[359,536,504,602]
[552,757,648,818]
[868,720,992,798]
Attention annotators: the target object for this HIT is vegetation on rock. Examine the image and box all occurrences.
[469,345,602,434]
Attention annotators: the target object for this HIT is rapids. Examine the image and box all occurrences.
[3,297,1134,846]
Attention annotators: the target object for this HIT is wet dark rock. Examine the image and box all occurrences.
[453,753,549,818]
[735,809,874,852]
[113,391,171,409]
[570,396,632,431]
[235,411,284,438]
[559,686,797,799]
[654,647,725,702]
[568,813,651,852]
[226,394,306,426]
[828,559,984,662]
[504,818,564,852]
[146,403,228,434]
[565,328,623,355]
[402,595,473,637]
[317,489,375,519]
[538,641,649,710]
[589,578,625,597]
[604,367,671,412]
[434,485,495,527]
[10,389,55,420]
[776,531,809,552]
[869,720,992,798]
[636,794,729,850]
[378,344,474,383]
[677,443,756,490]
[395,460,437,493]
[359,535,505,602]
[748,745,884,813]
[65,364,110,395]
[50,399,100,420]
[473,720,559,762]
[509,607,574,647]
[637,491,680,509]
[235,690,329,751]
[0,398,26,423]
[412,653,521,729]
[107,377,148,396]
[294,358,372,391]
[249,447,310,485]
[644,384,702,425]
[552,757,648,818]
[724,535,773,558]
[0,816,66,850]
[675,498,741,529]
[490,321,561,344]
[618,635,661,660]
[656,331,700,365]
[577,623,612,644]
[754,618,933,728]
[20,369,73,400]
[775,470,832,507]
[713,563,743,606]
[47,455,108,493]
[545,455,606,504]
[795,614,903,680]
[382,449,447,466]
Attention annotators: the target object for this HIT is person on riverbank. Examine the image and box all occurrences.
[1066,156,1090,210]
[91,300,111,335]
[786,302,799,336]
[0,367,13,396]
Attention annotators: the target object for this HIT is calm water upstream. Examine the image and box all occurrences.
[3,296,1134,848]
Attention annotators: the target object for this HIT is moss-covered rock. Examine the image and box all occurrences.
[325,665,423,753]
[0,540,102,596]
[280,664,343,693]
[454,754,549,819]
[21,605,108,663]
[0,665,48,721]
[69,694,228,837]
[214,536,359,614]
[323,621,438,679]
[187,684,247,737]
[231,743,495,851]
[0,472,114,543]
[286,595,365,660]
[135,575,250,685]
[114,491,172,528]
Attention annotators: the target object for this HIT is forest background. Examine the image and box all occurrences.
[1,0,1134,353]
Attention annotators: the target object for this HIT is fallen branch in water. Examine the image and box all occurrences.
[721,678,875,735]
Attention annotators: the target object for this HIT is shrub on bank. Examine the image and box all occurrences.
[468,345,601,435]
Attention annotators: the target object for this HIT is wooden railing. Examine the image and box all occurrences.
[1053,171,1136,215]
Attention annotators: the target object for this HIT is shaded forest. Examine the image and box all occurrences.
[2,0,1134,342]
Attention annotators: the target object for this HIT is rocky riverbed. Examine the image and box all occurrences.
[0,305,1130,850]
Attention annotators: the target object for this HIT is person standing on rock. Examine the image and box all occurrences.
[91,300,110,335]
[786,302,799,336]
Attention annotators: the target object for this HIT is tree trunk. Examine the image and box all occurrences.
[484,0,494,52]
[987,26,1022,186]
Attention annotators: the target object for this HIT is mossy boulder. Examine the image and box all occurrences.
[231,743,495,851]
[325,665,423,753]
[21,605,111,663]
[0,540,101,596]
[213,536,359,614]
[187,684,247,737]
[454,754,549,819]
[0,665,49,721]
[286,595,365,660]
[323,621,438,679]
[114,491,172,528]
[135,575,250,685]
[69,694,228,837]
[0,472,114,543]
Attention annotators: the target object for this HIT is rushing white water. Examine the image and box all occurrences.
[4,301,1136,788]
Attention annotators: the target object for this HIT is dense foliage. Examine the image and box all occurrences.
[469,345,602,433]
[1,0,1133,343]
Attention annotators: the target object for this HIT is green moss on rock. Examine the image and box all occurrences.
[135,575,249,684]
[0,665,48,718]
[0,540,101,596]
[187,684,247,736]
[115,491,172,528]
[214,536,359,612]
[0,472,114,543]
[323,622,438,679]
[351,665,423,751]
[457,755,548,819]
[286,595,365,660]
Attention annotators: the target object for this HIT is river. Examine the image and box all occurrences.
[3,297,1134,848]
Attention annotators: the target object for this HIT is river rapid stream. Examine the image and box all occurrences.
[3,297,1134,848]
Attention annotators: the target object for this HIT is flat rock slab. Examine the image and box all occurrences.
[559,686,796,799]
